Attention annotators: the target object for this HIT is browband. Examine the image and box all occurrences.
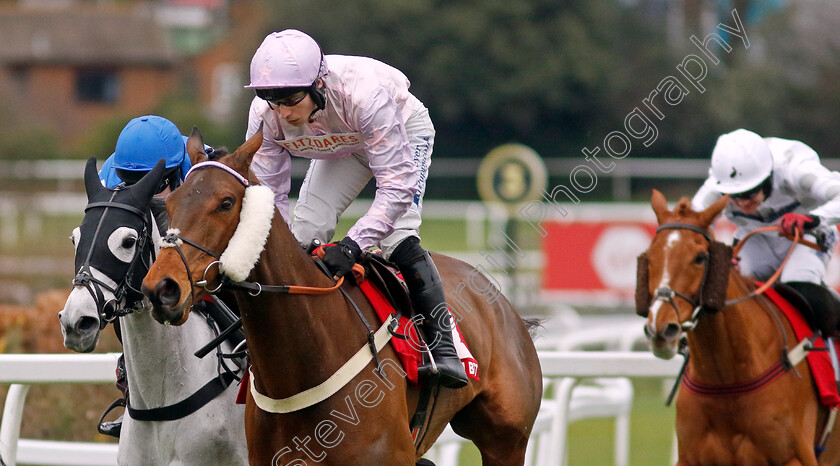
[186,161,250,187]
[656,223,712,242]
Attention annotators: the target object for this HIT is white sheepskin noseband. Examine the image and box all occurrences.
[218,185,275,281]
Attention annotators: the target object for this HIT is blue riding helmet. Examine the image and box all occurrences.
[98,115,193,188]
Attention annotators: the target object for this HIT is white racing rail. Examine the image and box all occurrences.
[0,353,121,466]
[0,352,682,466]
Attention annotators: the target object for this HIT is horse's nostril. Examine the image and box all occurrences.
[78,316,99,332]
[157,278,181,307]
[664,323,681,339]
[643,324,652,338]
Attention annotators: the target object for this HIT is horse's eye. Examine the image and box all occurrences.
[694,252,709,265]
[121,237,137,249]
[218,197,235,212]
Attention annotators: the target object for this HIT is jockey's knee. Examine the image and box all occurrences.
[785,281,840,337]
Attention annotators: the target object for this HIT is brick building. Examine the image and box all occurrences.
[0,5,180,146]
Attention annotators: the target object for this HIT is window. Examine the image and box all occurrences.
[76,69,119,103]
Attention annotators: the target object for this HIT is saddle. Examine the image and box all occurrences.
[773,282,840,340]
[359,252,413,318]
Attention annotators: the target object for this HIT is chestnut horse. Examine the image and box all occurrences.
[141,130,542,465]
[638,190,840,465]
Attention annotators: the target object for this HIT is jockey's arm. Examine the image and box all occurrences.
[346,88,418,251]
[771,139,840,227]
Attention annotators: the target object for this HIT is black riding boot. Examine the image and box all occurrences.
[391,237,468,389]
[786,281,840,338]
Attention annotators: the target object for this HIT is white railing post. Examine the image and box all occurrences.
[465,203,486,248]
[0,384,31,466]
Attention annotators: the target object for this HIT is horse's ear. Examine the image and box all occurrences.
[131,159,168,206]
[228,125,264,176]
[699,195,729,229]
[651,189,670,224]
[84,157,105,201]
[187,127,208,165]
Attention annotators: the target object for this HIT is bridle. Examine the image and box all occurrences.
[649,222,828,404]
[160,161,347,297]
[73,189,154,329]
[649,222,813,332]
[649,223,718,332]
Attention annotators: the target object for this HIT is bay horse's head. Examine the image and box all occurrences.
[637,189,732,359]
[142,129,270,326]
[59,157,167,352]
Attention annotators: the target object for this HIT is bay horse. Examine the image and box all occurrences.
[58,157,248,465]
[141,130,543,465]
[638,189,840,465]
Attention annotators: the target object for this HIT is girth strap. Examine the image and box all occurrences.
[249,314,397,414]
[679,335,815,398]
[682,361,788,397]
[127,370,237,421]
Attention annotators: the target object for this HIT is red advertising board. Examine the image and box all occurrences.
[538,210,840,305]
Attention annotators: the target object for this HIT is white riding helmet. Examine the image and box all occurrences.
[245,29,328,89]
[709,129,773,194]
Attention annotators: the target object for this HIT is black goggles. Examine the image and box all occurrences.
[730,184,764,201]
[255,87,309,107]
[116,167,177,194]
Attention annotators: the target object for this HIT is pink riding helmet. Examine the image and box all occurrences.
[245,29,329,89]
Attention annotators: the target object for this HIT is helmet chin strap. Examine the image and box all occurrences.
[307,80,326,123]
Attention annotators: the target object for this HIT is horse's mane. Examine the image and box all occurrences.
[207,147,229,161]
[673,197,695,217]
[521,317,544,339]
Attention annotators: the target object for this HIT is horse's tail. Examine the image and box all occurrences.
[521,317,544,339]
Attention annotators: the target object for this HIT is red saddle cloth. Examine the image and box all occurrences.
[762,285,840,407]
[235,277,480,404]
[358,279,479,385]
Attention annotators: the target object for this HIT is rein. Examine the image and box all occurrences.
[655,223,816,330]
[127,304,242,422]
[81,188,245,423]
[161,161,351,297]
[167,160,397,414]
[160,228,349,297]
[656,223,823,400]
[729,226,824,303]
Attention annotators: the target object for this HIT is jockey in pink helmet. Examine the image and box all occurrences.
[693,128,840,337]
[245,30,467,388]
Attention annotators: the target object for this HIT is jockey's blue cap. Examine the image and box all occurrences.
[112,115,190,176]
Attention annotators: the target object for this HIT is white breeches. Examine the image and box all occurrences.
[736,226,837,284]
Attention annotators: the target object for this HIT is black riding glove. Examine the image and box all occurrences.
[322,236,362,280]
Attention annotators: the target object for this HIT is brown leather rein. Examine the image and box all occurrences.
[663,224,826,404]
[732,226,823,302]
[161,161,361,298]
